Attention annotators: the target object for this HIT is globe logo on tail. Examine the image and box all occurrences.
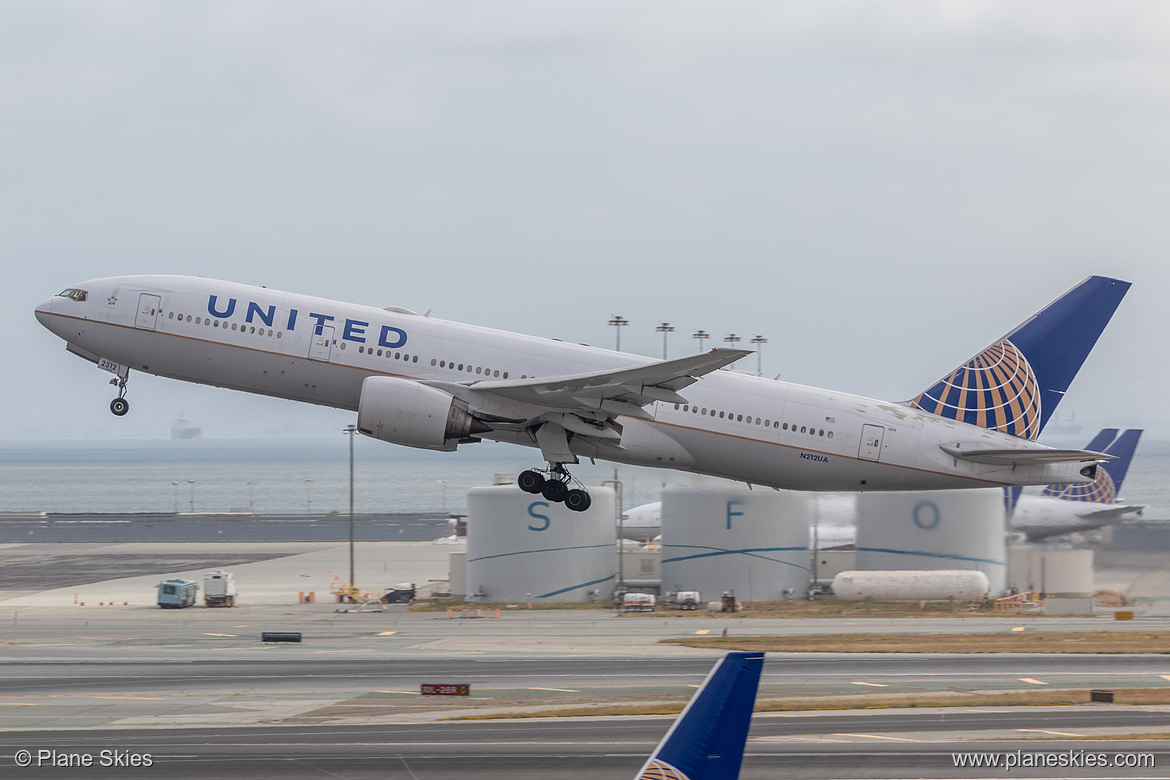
[909,340,1041,440]
[1042,467,1117,504]
[638,759,689,780]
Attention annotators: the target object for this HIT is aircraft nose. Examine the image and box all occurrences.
[34,297,53,328]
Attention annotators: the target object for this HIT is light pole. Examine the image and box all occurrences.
[187,480,195,513]
[602,470,624,589]
[724,333,741,349]
[655,322,674,360]
[246,482,254,514]
[438,480,449,513]
[692,329,709,353]
[608,315,628,352]
[171,482,179,513]
[751,335,768,376]
[344,424,356,589]
[305,479,314,514]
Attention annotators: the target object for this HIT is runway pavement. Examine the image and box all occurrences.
[1,715,1168,779]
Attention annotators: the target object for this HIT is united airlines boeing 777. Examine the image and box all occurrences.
[34,275,1128,510]
[1010,428,1145,541]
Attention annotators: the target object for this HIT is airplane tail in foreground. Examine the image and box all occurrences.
[636,651,764,780]
[1042,428,1143,503]
[909,276,1130,440]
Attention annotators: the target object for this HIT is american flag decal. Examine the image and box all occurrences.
[825,416,835,423]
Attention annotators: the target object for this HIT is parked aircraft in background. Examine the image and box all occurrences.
[636,651,764,780]
[1010,428,1145,542]
[36,275,1127,509]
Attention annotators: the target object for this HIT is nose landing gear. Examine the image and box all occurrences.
[109,374,129,416]
[517,464,592,512]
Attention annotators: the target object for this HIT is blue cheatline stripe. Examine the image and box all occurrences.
[662,545,809,571]
[855,547,1005,567]
[537,574,617,600]
[467,543,614,564]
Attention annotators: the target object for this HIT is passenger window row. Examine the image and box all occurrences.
[673,403,834,439]
[167,311,282,339]
[165,308,539,381]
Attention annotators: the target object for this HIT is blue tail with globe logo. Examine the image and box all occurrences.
[908,275,1130,440]
[634,651,764,780]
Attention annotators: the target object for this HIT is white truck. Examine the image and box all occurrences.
[204,570,236,607]
[622,592,656,613]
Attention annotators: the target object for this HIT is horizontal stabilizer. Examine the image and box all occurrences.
[1076,504,1145,522]
[941,444,1114,466]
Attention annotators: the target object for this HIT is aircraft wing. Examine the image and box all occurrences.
[940,445,1115,466]
[470,348,752,409]
[427,349,751,464]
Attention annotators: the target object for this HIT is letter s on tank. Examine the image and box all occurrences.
[527,502,550,531]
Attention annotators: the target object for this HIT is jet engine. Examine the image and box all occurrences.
[357,376,485,452]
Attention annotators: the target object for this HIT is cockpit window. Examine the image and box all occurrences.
[57,288,88,302]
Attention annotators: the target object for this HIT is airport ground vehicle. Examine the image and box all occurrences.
[623,592,656,612]
[157,578,197,608]
[676,590,701,610]
[203,570,236,607]
[382,583,417,603]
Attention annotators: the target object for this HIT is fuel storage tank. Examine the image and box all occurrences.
[854,489,1007,597]
[660,486,809,602]
[465,485,616,603]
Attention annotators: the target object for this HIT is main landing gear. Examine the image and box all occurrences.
[517,464,592,512]
[109,374,129,417]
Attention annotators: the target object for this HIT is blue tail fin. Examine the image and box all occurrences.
[909,276,1130,440]
[1043,428,1143,503]
[636,651,764,780]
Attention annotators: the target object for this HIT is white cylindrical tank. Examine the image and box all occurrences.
[832,570,990,601]
[465,486,616,603]
[660,486,809,602]
[1009,549,1094,595]
[854,489,1007,597]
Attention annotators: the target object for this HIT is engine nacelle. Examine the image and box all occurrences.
[357,376,479,452]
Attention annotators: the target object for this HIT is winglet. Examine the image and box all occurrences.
[909,276,1130,440]
[635,651,764,780]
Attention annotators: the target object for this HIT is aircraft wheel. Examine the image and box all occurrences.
[518,470,545,494]
[541,479,568,503]
[110,398,129,416]
[565,489,591,513]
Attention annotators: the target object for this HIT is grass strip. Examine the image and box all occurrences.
[663,631,1170,654]
[443,687,1170,721]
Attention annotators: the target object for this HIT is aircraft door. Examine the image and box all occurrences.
[309,325,334,362]
[135,294,161,330]
[858,424,884,462]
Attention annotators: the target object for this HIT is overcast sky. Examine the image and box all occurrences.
[3,2,1167,441]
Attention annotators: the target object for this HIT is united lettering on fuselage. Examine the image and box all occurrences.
[205,293,408,348]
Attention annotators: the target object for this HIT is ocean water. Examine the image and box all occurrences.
[0,439,675,516]
[1,437,1167,519]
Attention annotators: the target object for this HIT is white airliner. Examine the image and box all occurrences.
[1010,428,1145,542]
[35,275,1128,510]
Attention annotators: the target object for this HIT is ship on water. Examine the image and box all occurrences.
[1045,411,1085,437]
[171,415,202,440]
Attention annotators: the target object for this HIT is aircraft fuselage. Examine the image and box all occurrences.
[36,275,1097,492]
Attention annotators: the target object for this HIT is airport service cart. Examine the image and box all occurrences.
[157,578,198,609]
[203,570,236,607]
